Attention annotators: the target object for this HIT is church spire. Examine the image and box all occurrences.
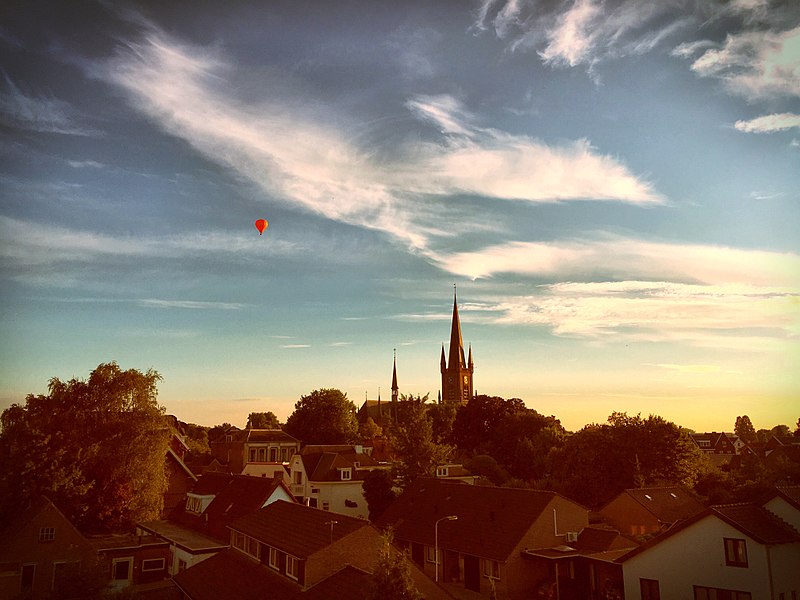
[391,349,398,419]
[447,285,466,370]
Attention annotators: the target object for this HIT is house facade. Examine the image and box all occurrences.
[618,503,800,599]
[210,428,300,476]
[0,497,98,600]
[376,478,590,599]
[92,533,170,591]
[289,445,388,519]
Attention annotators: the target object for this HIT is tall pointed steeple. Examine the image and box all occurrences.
[440,285,474,406]
[391,349,399,420]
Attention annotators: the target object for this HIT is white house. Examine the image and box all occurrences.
[617,503,800,600]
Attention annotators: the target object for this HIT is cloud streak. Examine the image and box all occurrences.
[735,112,800,133]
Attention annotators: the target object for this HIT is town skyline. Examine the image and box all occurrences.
[1,1,798,434]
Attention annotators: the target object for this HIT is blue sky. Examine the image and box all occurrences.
[1,0,798,432]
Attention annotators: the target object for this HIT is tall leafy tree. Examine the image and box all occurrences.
[451,395,525,454]
[284,388,359,445]
[388,396,451,486]
[367,529,422,600]
[0,362,169,532]
[734,415,757,443]
[247,411,280,429]
[362,469,397,521]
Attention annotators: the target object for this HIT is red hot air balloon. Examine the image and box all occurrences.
[255,219,269,235]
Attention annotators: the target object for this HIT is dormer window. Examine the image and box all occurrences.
[340,468,352,481]
[436,467,449,477]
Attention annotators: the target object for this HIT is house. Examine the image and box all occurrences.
[376,478,590,599]
[137,472,295,575]
[172,500,452,600]
[289,445,389,518]
[617,503,800,599]
[210,428,300,477]
[598,486,705,537]
[163,416,199,516]
[760,486,800,534]
[434,463,479,484]
[690,432,739,467]
[92,533,171,591]
[0,496,98,600]
[764,435,800,470]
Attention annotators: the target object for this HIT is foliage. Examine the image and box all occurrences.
[388,396,452,486]
[451,395,526,454]
[247,411,280,429]
[552,412,704,508]
[207,422,238,443]
[181,421,210,457]
[734,415,757,443]
[491,409,566,482]
[428,401,459,444]
[284,388,359,445]
[0,362,169,533]
[463,454,508,485]
[367,529,422,600]
[362,469,397,521]
[360,416,383,440]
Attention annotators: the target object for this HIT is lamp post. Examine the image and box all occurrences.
[435,515,458,583]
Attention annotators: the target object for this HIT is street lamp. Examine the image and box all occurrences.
[435,515,458,583]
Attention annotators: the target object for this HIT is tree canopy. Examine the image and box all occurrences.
[367,529,422,600]
[247,411,280,429]
[388,395,451,486]
[0,362,169,532]
[734,415,757,443]
[284,388,359,445]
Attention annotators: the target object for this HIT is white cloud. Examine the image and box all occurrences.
[137,299,245,310]
[735,112,800,133]
[686,26,800,100]
[538,0,602,68]
[429,237,800,287]
[280,344,310,349]
[91,29,660,259]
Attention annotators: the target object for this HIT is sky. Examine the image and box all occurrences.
[1,0,798,433]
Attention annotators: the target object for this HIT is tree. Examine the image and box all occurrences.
[362,469,397,521]
[388,397,451,486]
[247,411,280,429]
[451,395,526,454]
[367,529,422,600]
[284,388,359,445]
[0,362,169,533]
[552,412,704,508]
[359,416,383,440]
[734,415,757,443]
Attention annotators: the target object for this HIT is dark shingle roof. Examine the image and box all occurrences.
[575,526,638,553]
[300,451,380,482]
[189,472,233,496]
[619,487,705,524]
[173,549,300,600]
[230,500,369,558]
[300,565,372,600]
[712,504,800,544]
[376,478,576,561]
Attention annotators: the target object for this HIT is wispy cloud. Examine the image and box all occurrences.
[429,237,800,287]
[0,74,101,136]
[682,26,800,101]
[648,363,727,374]
[280,344,310,349]
[735,112,800,133]
[137,299,245,310]
[88,25,661,260]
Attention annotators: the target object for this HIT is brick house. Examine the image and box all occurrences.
[210,428,300,477]
[0,496,98,600]
[376,478,590,599]
[598,486,705,537]
[92,533,171,591]
[172,500,452,600]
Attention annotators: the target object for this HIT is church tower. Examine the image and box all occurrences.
[440,287,474,406]
[391,349,399,420]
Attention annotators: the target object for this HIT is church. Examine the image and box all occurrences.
[357,288,474,425]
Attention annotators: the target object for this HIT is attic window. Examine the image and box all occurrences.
[644,494,653,501]
[38,527,55,542]
[340,468,352,481]
[436,467,449,477]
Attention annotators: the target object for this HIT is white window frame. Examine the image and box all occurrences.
[483,559,500,580]
[20,563,36,592]
[111,558,133,582]
[436,466,449,477]
[425,546,437,563]
[141,558,165,572]
[340,468,352,481]
[286,555,299,580]
[269,547,279,570]
[38,527,55,542]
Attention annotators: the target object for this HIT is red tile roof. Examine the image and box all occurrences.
[230,500,369,559]
[614,487,705,524]
[173,548,300,600]
[376,478,580,561]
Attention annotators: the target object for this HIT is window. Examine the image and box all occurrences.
[21,564,35,592]
[724,538,748,567]
[269,547,279,570]
[232,530,246,550]
[426,546,436,563]
[286,555,299,580]
[245,536,260,559]
[436,467,449,477]
[641,578,660,600]
[258,447,267,462]
[112,558,132,582]
[141,558,165,572]
[177,559,187,573]
[694,585,752,600]
[293,471,303,485]
[269,447,278,461]
[340,468,352,480]
[698,439,711,447]
[249,448,257,462]
[483,559,499,580]
[186,496,203,514]
[322,502,330,511]
[38,527,55,542]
